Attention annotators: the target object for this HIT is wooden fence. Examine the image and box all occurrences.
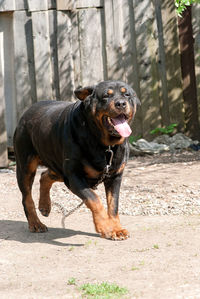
[0,0,200,166]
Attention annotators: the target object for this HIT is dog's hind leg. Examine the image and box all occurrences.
[16,155,48,232]
[39,169,63,217]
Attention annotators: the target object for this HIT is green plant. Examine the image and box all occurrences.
[80,282,128,298]
[175,0,200,16]
[150,123,177,136]
[67,277,76,285]
[129,135,142,144]
[153,244,159,250]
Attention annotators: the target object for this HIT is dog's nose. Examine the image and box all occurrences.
[115,99,127,110]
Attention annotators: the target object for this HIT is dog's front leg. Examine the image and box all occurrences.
[67,174,127,240]
[104,174,130,240]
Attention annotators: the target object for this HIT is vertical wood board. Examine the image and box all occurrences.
[78,7,104,86]
[57,11,74,101]
[28,0,48,12]
[13,11,32,119]
[71,11,81,88]
[134,0,162,138]
[160,0,184,128]
[121,0,142,136]
[192,4,200,115]
[104,0,125,81]
[32,11,53,101]
[0,12,17,146]
[0,0,15,11]
[56,0,103,10]
[0,31,8,167]
[56,0,74,10]
[48,10,60,100]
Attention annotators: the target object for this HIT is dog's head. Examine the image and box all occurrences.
[74,80,140,146]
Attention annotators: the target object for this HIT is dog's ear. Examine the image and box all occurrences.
[74,86,95,101]
[134,95,141,106]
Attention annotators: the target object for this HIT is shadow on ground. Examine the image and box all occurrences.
[0,220,99,247]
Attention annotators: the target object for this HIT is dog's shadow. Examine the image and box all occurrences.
[0,220,99,247]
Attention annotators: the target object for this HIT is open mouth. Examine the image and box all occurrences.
[103,114,132,138]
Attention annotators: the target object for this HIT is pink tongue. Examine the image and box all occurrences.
[111,116,132,137]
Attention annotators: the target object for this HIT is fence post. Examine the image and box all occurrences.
[0,32,8,168]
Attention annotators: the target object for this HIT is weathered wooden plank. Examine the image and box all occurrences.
[0,31,8,167]
[121,0,142,137]
[28,0,48,12]
[24,11,37,104]
[14,0,28,10]
[134,0,162,138]
[160,0,184,129]
[71,11,81,88]
[56,0,74,10]
[104,0,125,81]
[0,12,17,147]
[48,10,60,100]
[78,7,104,86]
[48,0,56,9]
[76,0,103,8]
[32,11,53,101]
[192,3,200,118]
[57,11,74,100]
[13,11,33,120]
[0,0,54,11]
[56,0,103,10]
[0,0,15,11]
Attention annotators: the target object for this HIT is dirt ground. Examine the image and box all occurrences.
[1,151,200,298]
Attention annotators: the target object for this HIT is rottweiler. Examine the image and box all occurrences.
[14,80,140,240]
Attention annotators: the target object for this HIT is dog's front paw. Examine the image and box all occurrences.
[95,217,130,241]
[29,219,48,233]
[110,228,130,240]
[100,228,130,241]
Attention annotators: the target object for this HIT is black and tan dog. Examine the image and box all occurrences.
[14,80,140,240]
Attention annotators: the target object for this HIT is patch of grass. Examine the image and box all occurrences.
[153,244,159,249]
[80,282,128,298]
[67,277,76,285]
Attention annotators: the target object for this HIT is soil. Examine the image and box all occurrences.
[1,150,200,299]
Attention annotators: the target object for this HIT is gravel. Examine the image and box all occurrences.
[50,151,200,217]
[1,150,200,218]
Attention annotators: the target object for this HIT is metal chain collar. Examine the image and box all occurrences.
[93,146,114,189]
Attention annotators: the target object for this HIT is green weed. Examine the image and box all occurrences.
[80,282,128,298]
[67,277,76,285]
[150,123,177,136]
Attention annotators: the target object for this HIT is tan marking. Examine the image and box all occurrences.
[116,162,126,174]
[120,87,126,93]
[84,164,101,179]
[22,156,48,232]
[106,190,116,217]
[39,169,63,216]
[27,156,40,173]
[85,195,129,240]
[76,89,91,100]
[107,89,114,95]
